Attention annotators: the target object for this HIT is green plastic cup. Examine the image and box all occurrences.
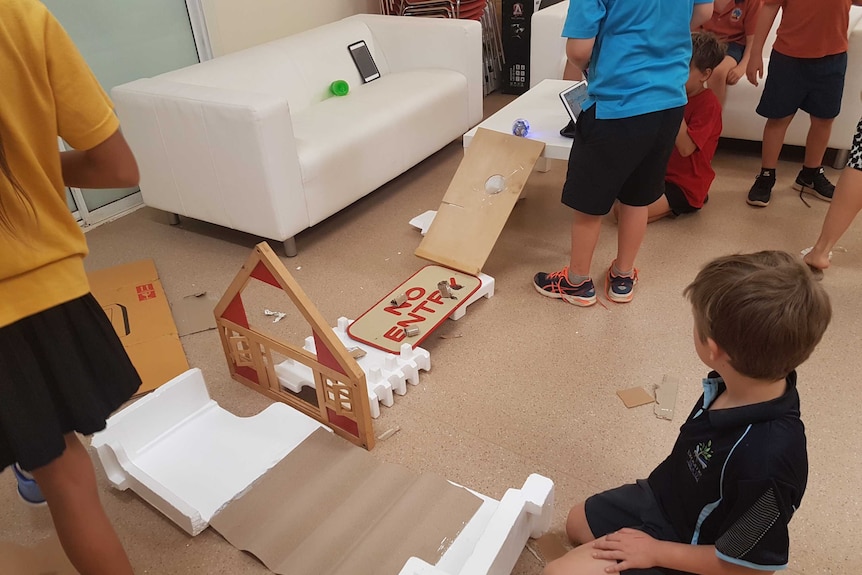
[330,80,349,97]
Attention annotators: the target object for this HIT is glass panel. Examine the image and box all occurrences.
[65,187,77,212]
[43,0,200,212]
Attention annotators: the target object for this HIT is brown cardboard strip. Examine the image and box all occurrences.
[211,428,482,575]
[616,387,655,409]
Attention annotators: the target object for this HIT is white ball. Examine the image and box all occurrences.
[484,174,506,194]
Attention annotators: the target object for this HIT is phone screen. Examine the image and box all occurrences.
[349,41,380,83]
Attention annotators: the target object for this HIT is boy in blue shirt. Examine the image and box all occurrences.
[545,251,830,575]
[534,0,713,306]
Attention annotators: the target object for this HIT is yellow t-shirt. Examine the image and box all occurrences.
[0,0,119,328]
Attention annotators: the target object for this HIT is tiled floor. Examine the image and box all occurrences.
[1,95,860,574]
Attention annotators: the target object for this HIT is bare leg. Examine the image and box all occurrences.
[565,501,596,544]
[569,211,603,277]
[804,116,835,168]
[30,434,134,575]
[615,203,649,272]
[544,538,617,575]
[646,194,674,223]
[762,115,795,168]
[707,56,735,107]
[804,167,862,270]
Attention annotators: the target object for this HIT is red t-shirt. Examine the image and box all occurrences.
[665,89,722,209]
[701,0,763,45]
[768,0,851,58]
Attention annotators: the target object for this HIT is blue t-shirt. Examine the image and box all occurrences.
[562,0,712,119]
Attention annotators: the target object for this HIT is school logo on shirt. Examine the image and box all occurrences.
[731,7,743,21]
[687,440,714,482]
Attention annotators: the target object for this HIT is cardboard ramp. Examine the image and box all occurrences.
[93,369,555,575]
[415,128,545,275]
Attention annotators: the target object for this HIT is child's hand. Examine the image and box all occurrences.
[727,63,746,85]
[746,58,763,86]
[591,529,660,572]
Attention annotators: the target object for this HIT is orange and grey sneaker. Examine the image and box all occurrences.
[606,262,638,303]
[532,267,596,307]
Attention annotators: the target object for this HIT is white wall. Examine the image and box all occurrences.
[201,0,379,56]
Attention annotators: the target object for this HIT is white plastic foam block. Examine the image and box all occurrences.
[90,368,325,536]
[275,317,431,418]
[400,474,555,575]
[92,369,555,575]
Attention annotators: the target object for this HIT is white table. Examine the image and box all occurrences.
[463,79,577,166]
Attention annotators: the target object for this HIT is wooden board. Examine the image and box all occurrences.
[347,265,482,353]
[415,128,545,274]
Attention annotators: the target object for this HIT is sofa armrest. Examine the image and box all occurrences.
[530,1,569,87]
[353,14,483,127]
[112,78,308,242]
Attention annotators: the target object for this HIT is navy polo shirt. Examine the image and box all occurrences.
[648,371,807,571]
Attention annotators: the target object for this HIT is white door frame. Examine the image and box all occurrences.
[186,0,214,62]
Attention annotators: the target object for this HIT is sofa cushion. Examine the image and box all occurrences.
[291,69,469,225]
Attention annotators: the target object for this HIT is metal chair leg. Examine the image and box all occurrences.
[168,212,181,225]
[834,148,850,170]
[283,237,298,258]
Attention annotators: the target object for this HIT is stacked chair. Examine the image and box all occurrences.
[380,0,503,94]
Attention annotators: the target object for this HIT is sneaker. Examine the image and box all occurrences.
[12,463,46,507]
[606,263,638,303]
[793,167,834,202]
[746,174,774,207]
[560,119,576,138]
[533,267,596,306]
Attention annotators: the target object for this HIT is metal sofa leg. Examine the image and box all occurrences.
[283,237,298,258]
[834,149,850,170]
[168,212,181,225]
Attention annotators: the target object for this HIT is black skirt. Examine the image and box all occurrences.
[0,293,141,471]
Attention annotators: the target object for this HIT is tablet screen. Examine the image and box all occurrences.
[559,80,588,122]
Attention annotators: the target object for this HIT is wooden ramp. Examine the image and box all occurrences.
[415,128,545,274]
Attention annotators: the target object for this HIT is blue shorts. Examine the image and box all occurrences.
[757,50,847,120]
[726,42,744,64]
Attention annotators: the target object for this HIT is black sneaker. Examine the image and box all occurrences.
[533,267,596,306]
[793,167,834,202]
[746,174,774,207]
[560,119,576,138]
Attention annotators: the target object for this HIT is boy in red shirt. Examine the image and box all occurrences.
[746,0,862,207]
[616,32,725,223]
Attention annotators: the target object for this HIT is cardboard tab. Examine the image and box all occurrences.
[616,387,655,409]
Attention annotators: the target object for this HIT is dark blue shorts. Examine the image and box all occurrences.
[757,50,847,120]
[726,42,744,64]
[585,480,689,575]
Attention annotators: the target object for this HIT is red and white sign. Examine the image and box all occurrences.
[347,266,481,353]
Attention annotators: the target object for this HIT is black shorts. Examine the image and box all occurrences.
[585,480,690,575]
[726,42,744,64]
[757,50,847,120]
[562,105,685,215]
[664,181,699,216]
[848,116,862,171]
[0,294,142,472]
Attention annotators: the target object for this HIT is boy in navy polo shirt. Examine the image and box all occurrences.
[534,0,714,307]
[545,251,831,575]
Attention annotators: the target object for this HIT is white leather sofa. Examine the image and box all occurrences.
[113,15,483,256]
[529,1,862,166]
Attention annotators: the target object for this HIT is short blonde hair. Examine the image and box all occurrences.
[684,251,831,380]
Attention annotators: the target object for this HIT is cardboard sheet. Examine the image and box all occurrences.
[0,536,75,574]
[347,265,482,353]
[171,291,218,336]
[211,428,482,575]
[415,128,545,274]
[88,260,189,395]
[616,387,655,409]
